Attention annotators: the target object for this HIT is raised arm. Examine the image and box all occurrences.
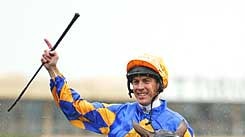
[41,39,117,135]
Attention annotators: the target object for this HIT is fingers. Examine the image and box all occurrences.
[41,38,58,67]
[44,38,53,49]
[49,51,56,57]
[41,50,51,63]
[41,58,48,64]
[44,38,56,57]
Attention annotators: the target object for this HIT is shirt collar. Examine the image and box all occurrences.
[138,97,161,113]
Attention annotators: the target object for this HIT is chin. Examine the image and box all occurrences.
[136,97,150,105]
[138,101,150,106]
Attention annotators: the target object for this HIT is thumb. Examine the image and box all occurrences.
[49,51,56,56]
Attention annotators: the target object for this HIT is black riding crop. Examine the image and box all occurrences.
[7,13,80,112]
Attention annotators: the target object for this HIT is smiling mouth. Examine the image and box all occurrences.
[137,93,148,98]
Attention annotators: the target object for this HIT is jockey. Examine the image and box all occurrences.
[41,39,195,137]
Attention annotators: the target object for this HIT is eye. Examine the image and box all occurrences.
[142,78,152,83]
[132,79,139,85]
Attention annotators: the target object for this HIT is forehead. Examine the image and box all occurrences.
[132,75,156,80]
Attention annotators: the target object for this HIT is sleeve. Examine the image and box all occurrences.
[49,75,117,135]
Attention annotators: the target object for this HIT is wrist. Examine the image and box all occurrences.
[47,65,63,79]
[48,69,56,80]
[46,66,56,79]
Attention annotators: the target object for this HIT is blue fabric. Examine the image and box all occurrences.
[50,76,195,137]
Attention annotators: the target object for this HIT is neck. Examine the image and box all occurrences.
[139,97,161,113]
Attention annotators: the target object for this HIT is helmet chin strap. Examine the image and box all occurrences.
[127,80,134,98]
[145,94,159,125]
[144,85,163,125]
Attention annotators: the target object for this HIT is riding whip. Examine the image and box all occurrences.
[7,13,80,112]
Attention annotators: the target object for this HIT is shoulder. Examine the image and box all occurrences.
[107,102,138,112]
[158,99,184,120]
[158,100,195,136]
[165,107,184,120]
[156,100,187,130]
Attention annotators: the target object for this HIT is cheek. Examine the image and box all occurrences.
[132,85,138,90]
[150,84,159,95]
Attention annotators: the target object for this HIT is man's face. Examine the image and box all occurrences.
[131,75,159,106]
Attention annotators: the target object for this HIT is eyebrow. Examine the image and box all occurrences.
[132,76,153,81]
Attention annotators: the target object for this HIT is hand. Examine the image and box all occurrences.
[41,38,59,71]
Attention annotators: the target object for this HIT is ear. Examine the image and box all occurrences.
[132,121,154,137]
[156,80,164,93]
[175,120,188,137]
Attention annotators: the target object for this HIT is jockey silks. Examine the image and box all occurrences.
[49,75,195,137]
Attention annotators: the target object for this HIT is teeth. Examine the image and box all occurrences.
[139,93,146,96]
